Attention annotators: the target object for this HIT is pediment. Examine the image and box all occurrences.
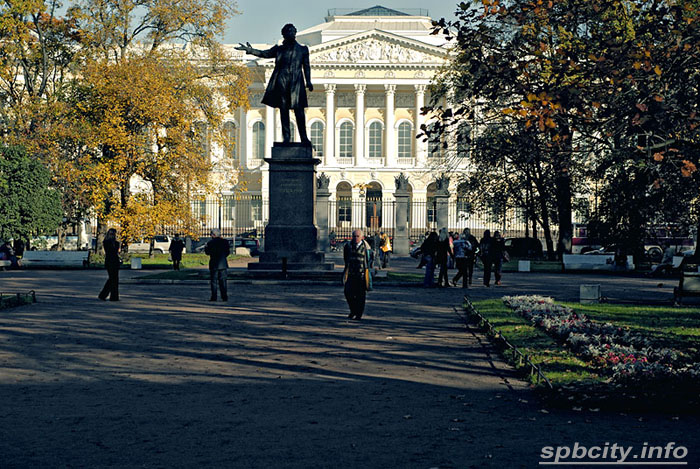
[308,30,449,65]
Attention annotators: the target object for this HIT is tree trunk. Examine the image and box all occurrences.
[555,167,573,260]
[56,225,66,251]
[96,219,108,255]
[538,192,555,260]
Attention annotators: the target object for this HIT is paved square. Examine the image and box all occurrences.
[1,270,699,467]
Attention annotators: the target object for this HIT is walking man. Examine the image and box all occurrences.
[343,229,371,320]
[168,234,186,271]
[98,228,120,301]
[204,229,230,302]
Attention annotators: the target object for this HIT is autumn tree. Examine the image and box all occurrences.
[429,0,700,256]
[63,0,250,251]
[0,0,81,138]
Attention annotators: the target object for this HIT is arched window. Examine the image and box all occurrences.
[290,121,297,142]
[310,121,324,156]
[368,121,383,158]
[426,182,437,224]
[339,122,353,158]
[336,181,352,223]
[397,122,412,159]
[223,121,237,160]
[252,121,265,160]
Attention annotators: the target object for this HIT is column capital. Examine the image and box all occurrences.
[354,84,367,95]
[324,83,336,94]
[384,84,396,94]
[414,84,427,94]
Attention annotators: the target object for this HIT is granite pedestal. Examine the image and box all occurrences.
[248,143,334,271]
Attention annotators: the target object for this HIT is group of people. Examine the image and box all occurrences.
[417,228,508,288]
[368,231,392,269]
[97,228,230,302]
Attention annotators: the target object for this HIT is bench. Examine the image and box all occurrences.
[674,272,700,305]
[562,254,635,271]
[21,251,90,268]
[0,260,11,270]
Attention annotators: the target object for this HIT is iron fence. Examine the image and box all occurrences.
[326,198,531,243]
[81,195,554,244]
[183,195,268,238]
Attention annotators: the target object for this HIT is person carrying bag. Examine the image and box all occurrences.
[343,229,371,320]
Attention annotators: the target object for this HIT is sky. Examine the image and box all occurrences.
[223,1,459,45]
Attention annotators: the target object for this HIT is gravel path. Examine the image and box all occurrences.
[0,270,698,467]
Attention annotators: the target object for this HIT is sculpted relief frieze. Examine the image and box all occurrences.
[313,38,441,64]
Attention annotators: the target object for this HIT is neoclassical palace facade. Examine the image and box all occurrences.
[222,6,458,204]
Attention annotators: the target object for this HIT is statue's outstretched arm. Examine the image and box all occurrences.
[236,42,276,59]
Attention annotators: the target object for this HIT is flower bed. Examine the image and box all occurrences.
[503,295,699,386]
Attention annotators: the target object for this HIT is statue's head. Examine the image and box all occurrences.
[281,23,297,40]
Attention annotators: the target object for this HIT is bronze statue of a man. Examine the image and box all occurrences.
[237,24,313,145]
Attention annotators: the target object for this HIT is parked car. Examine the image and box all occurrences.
[128,235,184,254]
[194,237,261,256]
[504,237,544,259]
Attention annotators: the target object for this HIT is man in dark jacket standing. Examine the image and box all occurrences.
[205,229,230,302]
[237,23,313,144]
[98,228,120,301]
[344,229,370,320]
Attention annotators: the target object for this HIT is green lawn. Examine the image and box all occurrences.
[560,302,700,352]
[470,299,601,386]
[90,253,245,269]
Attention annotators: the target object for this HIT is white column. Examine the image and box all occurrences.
[354,84,366,166]
[415,84,427,165]
[238,107,247,167]
[324,84,336,166]
[384,84,396,168]
[265,105,275,159]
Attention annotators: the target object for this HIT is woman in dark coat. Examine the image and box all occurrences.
[480,229,494,287]
[436,227,453,287]
[98,228,120,301]
[492,231,506,285]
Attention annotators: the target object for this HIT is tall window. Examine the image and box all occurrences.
[427,122,442,158]
[290,121,297,142]
[251,197,262,221]
[310,121,324,156]
[194,122,210,161]
[457,123,471,157]
[223,121,237,160]
[339,122,353,158]
[338,197,351,222]
[252,121,265,159]
[193,200,207,220]
[223,197,235,221]
[398,122,412,158]
[368,121,383,158]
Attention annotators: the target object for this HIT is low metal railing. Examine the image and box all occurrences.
[459,296,553,389]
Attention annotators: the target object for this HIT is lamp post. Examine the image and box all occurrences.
[217,190,223,234]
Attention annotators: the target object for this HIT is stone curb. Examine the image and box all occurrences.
[122,279,423,288]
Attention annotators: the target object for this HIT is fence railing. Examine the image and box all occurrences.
[83,196,549,243]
